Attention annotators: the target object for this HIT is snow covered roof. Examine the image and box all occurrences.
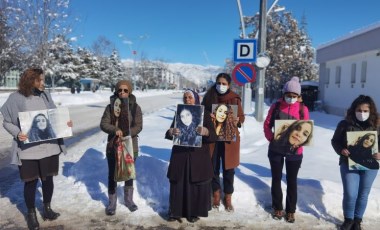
[317,21,380,49]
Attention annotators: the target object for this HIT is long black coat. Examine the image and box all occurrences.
[166,110,217,183]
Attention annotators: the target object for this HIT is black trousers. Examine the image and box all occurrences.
[269,158,302,213]
[212,142,235,194]
[107,152,133,194]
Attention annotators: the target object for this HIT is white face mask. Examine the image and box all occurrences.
[285,96,297,104]
[355,112,370,122]
[216,84,228,94]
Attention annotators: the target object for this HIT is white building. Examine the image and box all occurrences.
[316,22,380,116]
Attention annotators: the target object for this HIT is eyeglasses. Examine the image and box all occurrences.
[118,89,129,93]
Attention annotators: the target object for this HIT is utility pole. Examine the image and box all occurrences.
[255,0,267,122]
[236,0,252,114]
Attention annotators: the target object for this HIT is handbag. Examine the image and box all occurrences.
[114,136,136,181]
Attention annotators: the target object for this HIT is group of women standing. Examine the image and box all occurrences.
[1,68,380,230]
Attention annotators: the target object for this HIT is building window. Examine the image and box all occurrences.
[351,63,356,83]
[335,66,341,84]
[326,68,330,84]
[361,61,367,83]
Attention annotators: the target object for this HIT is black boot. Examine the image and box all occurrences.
[26,208,40,230]
[105,193,117,216]
[353,218,362,230]
[124,186,138,212]
[340,218,354,230]
[43,203,60,221]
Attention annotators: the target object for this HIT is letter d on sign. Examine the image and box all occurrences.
[239,45,250,57]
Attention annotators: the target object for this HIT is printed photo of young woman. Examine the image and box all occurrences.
[19,108,72,143]
[173,104,204,147]
[347,131,379,170]
[272,120,314,155]
[211,104,238,141]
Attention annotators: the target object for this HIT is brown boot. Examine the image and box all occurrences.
[212,189,221,208]
[223,193,234,212]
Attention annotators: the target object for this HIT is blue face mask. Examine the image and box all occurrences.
[285,96,297,104]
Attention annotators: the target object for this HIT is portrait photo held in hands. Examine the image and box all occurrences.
[347,131,379,170]
[19,108,72,143]
[211,103,238,141]
[272,120,314,155]
[173,104,204,147]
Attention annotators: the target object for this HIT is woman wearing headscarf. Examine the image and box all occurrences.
[165,89,217,223]
[100,80,143,215]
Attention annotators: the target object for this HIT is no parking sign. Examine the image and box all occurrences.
[232,63,256,86]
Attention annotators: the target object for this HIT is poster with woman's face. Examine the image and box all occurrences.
[271,120,314,155]
[173,104,204,147]
[211,104,238,141]
[19,107,72,143]
[347,131,379,170]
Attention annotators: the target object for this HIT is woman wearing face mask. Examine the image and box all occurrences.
[263,76,310,223]
[331,95,380,230]
[202,73,245,212]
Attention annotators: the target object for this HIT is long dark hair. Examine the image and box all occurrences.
[28,113,56,142]
[212,104,235,140]
[202,73,232,112]
[353,133,376,149]
[175,105,201,144]
[275,120,313,147]
[345,95,378,128]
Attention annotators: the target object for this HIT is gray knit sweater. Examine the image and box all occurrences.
[0,91,67,165]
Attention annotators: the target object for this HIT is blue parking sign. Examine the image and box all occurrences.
[233,39,257,63]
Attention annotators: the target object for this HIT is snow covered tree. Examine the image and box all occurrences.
[100,50,126,87]
[1,0,72,69]
[243,6,318,100]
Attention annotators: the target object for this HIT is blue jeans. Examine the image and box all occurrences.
[340,163,378,219]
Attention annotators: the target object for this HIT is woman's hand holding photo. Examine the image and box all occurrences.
[196,126,209,136]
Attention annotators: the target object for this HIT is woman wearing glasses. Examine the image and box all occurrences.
[263,76,310,223]
[100,80,143,215]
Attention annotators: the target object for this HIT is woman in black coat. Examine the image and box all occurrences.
[165,90,217,223]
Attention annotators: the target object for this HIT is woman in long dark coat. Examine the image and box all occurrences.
[165,90,217,223]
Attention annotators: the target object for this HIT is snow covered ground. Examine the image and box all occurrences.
[1,89,380,229]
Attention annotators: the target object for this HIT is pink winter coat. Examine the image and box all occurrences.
[263,98,310,156]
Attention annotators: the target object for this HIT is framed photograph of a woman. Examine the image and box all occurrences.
[347,131,379,170]
[173,104,204,147]
[272,120,314,155]
[211,104,238,141]
[19,107,72,143]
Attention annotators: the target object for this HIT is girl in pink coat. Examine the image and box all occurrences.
[263,77,311,223]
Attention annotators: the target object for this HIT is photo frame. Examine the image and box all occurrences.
[19,107,72,143]
[347,131,379,170]
[211,104,238,141]
[270,120,314,155]
[173,104,204,147]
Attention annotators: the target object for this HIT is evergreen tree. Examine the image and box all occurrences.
[244,6,318,101]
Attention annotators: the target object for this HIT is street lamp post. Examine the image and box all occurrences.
[236,0,252,114]
[255,0,268,122]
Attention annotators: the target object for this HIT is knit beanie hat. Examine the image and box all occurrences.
[116,80,133,94]
[283,76,301,95]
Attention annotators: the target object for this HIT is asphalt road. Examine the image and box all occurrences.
[0,92,183,168]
